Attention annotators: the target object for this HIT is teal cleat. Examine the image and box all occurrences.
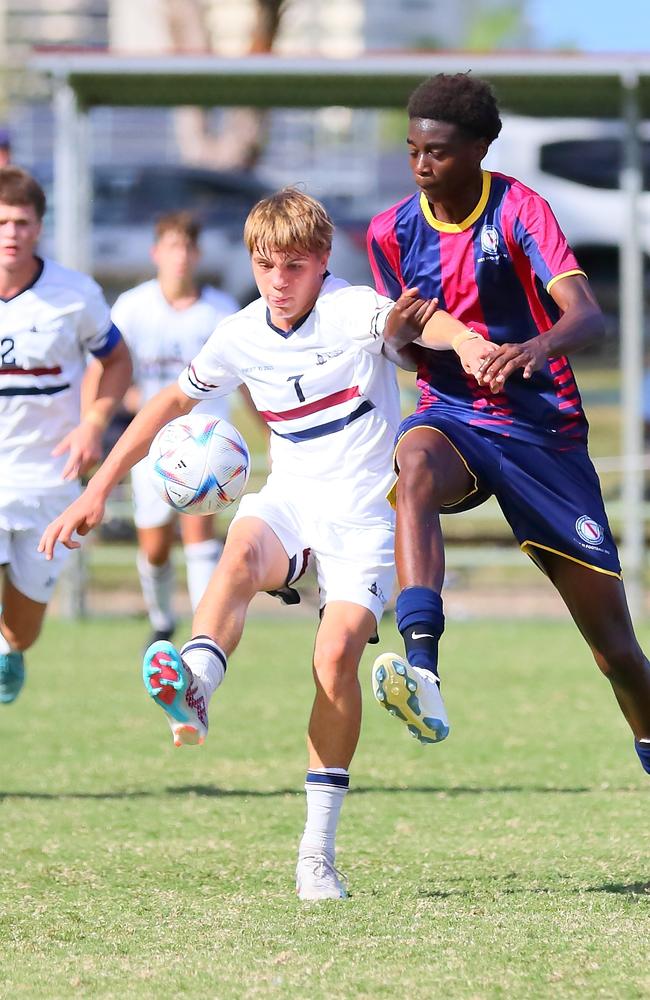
[371,652,449,744]
[142,640,208,747]
[0,651,25,704]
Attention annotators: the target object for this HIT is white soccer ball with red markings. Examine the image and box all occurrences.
[148,413,250,515]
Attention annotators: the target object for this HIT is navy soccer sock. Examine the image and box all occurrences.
[395,586,445,680]
[634,738,650,774]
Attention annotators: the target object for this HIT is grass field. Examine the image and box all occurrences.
[2,613,649,999]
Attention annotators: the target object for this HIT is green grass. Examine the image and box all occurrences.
[2,615,649,999]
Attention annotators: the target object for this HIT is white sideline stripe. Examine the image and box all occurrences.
[593,453,650,473]
[70,544,589,570]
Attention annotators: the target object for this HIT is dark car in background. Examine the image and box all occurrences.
[41,164,372,302]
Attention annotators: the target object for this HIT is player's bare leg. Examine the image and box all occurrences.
[394,428,472,590]
[296,601,374,901]
[143,517,288,745]
[0,579,47,704]
[373,429,473,743]
[191,517,288,652]
[539,551,650,772]
[308,601,374,768]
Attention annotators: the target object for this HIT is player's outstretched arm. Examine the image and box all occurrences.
[39,383,196,559]
[384,287,439,349]
[419,311,496,376]
[420,310,478,349]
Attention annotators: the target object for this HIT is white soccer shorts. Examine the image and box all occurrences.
[0,483,81,604]
[130,457,177,530]
[232,483,395,626]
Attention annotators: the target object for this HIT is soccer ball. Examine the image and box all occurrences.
[148,413,250,515]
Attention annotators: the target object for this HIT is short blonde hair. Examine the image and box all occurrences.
[244,188,333,257]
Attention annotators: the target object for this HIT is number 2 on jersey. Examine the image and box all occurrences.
[1,337,15,366]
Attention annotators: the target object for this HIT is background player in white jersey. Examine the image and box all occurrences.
[0,166,132,704]
[40,189,483,900]
[93,211,238,648]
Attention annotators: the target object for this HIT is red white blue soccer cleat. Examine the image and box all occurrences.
[371,652,449,744]
[142,640,208,747]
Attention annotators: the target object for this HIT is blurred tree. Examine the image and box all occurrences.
[169,0,289,170]
[465,3,525,51]
[109,0,289,168]
[250,0,288,52]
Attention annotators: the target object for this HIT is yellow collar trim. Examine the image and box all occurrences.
[419,170,492,233]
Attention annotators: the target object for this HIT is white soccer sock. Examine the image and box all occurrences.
[299,768,350,862]
[180,635,227,700]
[0,628,12,655]
[136,551,175,632]
[183,538,223,611]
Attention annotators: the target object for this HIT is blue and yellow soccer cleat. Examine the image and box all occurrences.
[0,651,25,704]
[371,652,450,745]
[142,640,208,747]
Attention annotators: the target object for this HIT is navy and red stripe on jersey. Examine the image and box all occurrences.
[367,170,588,448]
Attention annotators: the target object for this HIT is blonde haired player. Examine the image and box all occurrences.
[0,166,132,704]
[105,211,238,648]
[40,189,490,899]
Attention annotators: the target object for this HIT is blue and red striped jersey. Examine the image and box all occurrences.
[367,170,588,447]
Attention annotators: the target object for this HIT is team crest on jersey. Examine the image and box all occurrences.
[480,225,500,256]
[575,515,605,546]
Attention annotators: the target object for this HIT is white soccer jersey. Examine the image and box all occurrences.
[178,274,400,519]
[112,279,238,406]
[0,257,118,489]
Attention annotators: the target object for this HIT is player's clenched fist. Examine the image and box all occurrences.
[455,334,497,378]
[38,488,106,560]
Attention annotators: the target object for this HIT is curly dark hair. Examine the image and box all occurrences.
[407,73,502,144]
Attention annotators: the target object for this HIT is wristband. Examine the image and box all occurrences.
[83,407,109,430]
[451,329,482,354]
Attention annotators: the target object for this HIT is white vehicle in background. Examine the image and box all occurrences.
[484,115,650,311]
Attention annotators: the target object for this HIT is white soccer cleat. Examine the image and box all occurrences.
[296,854,348,901]
[142,640,208,747]
[372,652,450,744]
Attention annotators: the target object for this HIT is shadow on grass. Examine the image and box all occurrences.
[0,790,152,800]
[586,881,650,895]
[416,880,650,900]
[0,783,595,801]
[167,783,592,797]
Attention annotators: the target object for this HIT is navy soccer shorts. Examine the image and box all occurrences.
[395,411,621,578]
